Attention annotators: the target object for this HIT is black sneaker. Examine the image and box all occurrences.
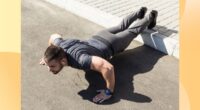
[138,7,147,19]
[148,10,158,29]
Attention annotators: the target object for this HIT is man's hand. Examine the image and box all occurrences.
[49,33,62,46]
[39,57,46,65]
[93,89,113,103]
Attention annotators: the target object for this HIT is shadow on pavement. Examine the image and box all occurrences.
[78,45,165,104]
[155,25,178,37]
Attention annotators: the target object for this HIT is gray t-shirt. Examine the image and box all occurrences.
[53,38,112,70]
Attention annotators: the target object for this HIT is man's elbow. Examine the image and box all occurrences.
[102,65,114,75]
[107,65,114,73]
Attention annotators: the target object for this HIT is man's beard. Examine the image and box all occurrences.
[52,65,64,75]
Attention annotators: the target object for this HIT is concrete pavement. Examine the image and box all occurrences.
[22,0,179,110]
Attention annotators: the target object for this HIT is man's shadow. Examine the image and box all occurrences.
[78,45,165,104]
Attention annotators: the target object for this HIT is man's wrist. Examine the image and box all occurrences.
[105,88,114,96]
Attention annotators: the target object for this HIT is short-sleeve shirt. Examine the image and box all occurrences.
[53,38,112,70]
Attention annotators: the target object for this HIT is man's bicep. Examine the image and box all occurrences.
[90,56,113,72]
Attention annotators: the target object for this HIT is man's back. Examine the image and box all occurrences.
[53,38,112,70]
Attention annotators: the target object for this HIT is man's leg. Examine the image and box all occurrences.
[93,7,147,54]
[99,11,157,54]
[111,11,158,53]
[92,9,157,55]
[105,7,147,34]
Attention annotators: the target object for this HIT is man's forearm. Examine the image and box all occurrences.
[101,67,115,92]
[90,56,115,93]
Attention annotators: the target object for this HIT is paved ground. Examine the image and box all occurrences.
[22,0,179,110]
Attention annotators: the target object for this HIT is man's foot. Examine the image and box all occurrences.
[148,10,158,29]
[138,7,147,19]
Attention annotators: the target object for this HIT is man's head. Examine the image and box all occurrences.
[43,45,67,74]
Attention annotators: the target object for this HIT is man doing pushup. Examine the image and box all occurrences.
[40,7,158,103]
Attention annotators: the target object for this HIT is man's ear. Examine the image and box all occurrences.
[60,58,67,65]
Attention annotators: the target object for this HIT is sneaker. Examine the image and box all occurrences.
[138,7,147,19]
[148,10,158,29]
